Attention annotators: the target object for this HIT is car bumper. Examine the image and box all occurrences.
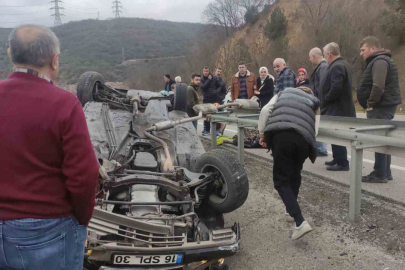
[86,223,240,270]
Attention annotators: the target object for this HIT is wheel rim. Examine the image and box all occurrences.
[201,164,228,204]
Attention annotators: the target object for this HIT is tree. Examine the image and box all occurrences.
[202,0,243,37]
[244,6,260,24]
[381,0,405,44]
[263,6,287,40]
[300,0,333,44]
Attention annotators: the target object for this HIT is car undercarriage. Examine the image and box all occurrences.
[77,72,249,270]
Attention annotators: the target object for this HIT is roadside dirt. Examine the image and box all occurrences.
[202,140,405,270]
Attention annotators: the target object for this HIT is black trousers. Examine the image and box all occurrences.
[272,131,310,217]
[331,145,349,167]
[367,105,397,177]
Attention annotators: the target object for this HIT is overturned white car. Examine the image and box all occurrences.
[77,72,249,270]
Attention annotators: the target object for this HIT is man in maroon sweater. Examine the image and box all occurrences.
[0,25,99,269]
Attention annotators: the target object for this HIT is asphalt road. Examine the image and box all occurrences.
[200,140,405,270]
[197,113,405,204]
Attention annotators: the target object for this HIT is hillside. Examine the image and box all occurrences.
[213,0,405,112]
[0,18,204,83]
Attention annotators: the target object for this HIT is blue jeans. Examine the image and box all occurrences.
[192,120,198,130]
[0,216,87,270]
[316,141,328,155]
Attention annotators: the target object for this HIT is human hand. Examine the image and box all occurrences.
[254,90,260,95]
[259,136,266,148]
[214,102,220,107]
[208,75,212,80]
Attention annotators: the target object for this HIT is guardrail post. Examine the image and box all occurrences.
[237,126,245,165]
[211,121,217,150]
[349,145,363,221]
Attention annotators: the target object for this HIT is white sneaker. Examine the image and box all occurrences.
[285,211,294,222]
[291,221,313,240]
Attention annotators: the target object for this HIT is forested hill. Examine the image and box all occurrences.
[0,18,204,83]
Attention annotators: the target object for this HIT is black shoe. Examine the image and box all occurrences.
[317,152,328,157]
[387,174,393,181]
[326,164,349,171]
[362,171,387,183]
[325,159,337,166]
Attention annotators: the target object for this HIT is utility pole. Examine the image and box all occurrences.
[112,1,122,19]
[50,0,64,27]
[98,11,100,20]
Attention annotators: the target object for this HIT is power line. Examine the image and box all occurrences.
[112,1,122,19]
[50,0,64,27]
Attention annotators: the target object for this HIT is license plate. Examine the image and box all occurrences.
[113,254,183,265]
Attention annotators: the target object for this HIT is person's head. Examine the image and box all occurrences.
[171,84,176,91]
[238,61,247,75]
[323,42,340,64]
[164,74,171,82]
[297,68,307,81]
[259,67,269,79]
[191,73,201,86]
[359,36,381,61]
[309,47,324,65]
[215,67,222,77]
[8,24,60,81]
[175,76,181,84]
[202,66,210,77]
[273,58,286,75]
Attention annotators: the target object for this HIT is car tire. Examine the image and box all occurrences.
[77,71,105,106]
[195,149,249,213]
[173,83,188,112]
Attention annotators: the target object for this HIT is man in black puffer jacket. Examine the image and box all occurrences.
[258,86,320,241]
[201,66,222,135]
[358,36,402,183]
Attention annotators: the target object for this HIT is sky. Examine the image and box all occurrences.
[0,0,212,28]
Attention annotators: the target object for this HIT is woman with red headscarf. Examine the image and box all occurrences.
[297,68,310,87]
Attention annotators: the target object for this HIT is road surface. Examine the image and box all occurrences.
[200,140,405,270]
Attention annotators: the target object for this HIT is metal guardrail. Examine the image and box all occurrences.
[209,111,405,221]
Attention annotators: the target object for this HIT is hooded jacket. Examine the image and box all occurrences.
[357,49,401,109]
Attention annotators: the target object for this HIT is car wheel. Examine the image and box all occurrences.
[195,149,249,213]
[77,71,105,106]
[173,83,188,112]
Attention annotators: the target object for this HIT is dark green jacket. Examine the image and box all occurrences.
[187,84,200,117]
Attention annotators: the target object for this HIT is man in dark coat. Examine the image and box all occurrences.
[321,42,356,171]
[358,36,402,183]
[214,67,227,104]
[200,66,222,135]
[164,74,175,92]
[258,86,320,240]
[309,47,329,157]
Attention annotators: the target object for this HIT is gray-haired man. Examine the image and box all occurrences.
[0,25,98,269]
